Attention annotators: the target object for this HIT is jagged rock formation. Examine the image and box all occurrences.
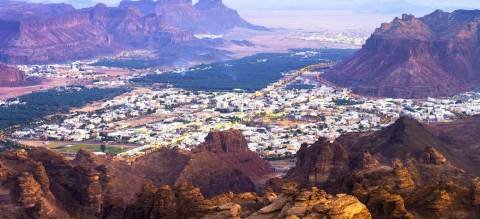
[0,63,27,86]
[248,182,371,219]
[104,181,371,219]
[323,10,480,98]
[195,129,272,181]
[0,0,263,64]
[0,129,273,218]
[287,116,480,218]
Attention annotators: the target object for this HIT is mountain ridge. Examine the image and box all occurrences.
[323,9,480,98]
[0,0,263,64]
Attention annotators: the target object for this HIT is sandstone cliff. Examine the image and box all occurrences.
[286,116,480,218]
[0,63,27,86]
[0,129,272,218]
[324,10,480,98]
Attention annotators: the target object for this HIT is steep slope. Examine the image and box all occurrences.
[0,147,370,219]
[286,116,480,218]
[133,147,257,197]
[195,129,272,181]
[194,0,267,33]
[323,10,480,98]
[0,0,263,64]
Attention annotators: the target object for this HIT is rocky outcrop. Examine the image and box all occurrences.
[16,172,51,218]
[0,63,27,86]
[0,160,6,182]
[0,144,370,219]
[134,129,271,197]
[422,146,449,165]
[195,129,272,181]
[248,183,371,219]
[393,160,415,192]
[324,10,480,98]
[287,116,480,218]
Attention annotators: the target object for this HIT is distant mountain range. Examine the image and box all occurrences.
[323,10,480,98]
[0,0,265,64]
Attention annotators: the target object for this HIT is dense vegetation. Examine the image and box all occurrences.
[133,49,355,91]
[0,87,129,128]
[54,144,129,155]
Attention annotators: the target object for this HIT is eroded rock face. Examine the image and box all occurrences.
[474,178,480,206]
[0,63,28,86]
[287,117,480,218]
[324,10,480,98]
[248,184,371,219]
[393,160,415,192]
[0,129,272,218]
[422,146,449,165]
[16,172,47,218]
[0,161,6,182]
[194,129,272,181]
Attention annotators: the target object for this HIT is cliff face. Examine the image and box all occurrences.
[107,181,371,219]
[324,10,480,98]
[287,116,480,218]
[0,63,25,86]
[0,0,262,64]
[195,129,272,181]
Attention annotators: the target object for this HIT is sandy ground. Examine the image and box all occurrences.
[0,78,78,101]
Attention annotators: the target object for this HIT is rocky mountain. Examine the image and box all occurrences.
[286,116,480,218]
[194,129,272,181]
[0,129,273,218]
[0,150,370,219]
[323,10,480,98]
[0,0,262,64]
[0,63,28,86]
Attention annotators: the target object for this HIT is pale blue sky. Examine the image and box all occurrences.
[29,0,480,13]
[23,0,480,31]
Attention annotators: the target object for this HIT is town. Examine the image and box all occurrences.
[8,65,480,159]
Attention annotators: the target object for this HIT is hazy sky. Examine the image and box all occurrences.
[25,0,480,32]
[31,0,480,12]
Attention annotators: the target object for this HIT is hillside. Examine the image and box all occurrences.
[323,10,480,98]
[286,116,480,218]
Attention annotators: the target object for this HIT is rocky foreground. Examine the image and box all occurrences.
[324,10,480,98]
[286,116,480,218]
[2,116,480,218]
[0,129,370,219]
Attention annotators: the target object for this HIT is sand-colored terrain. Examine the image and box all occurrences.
[0,78,77,100]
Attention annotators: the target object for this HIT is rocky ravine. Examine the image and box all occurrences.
[323,10,480,98]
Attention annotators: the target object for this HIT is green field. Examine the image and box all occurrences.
[54,144,130,155]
